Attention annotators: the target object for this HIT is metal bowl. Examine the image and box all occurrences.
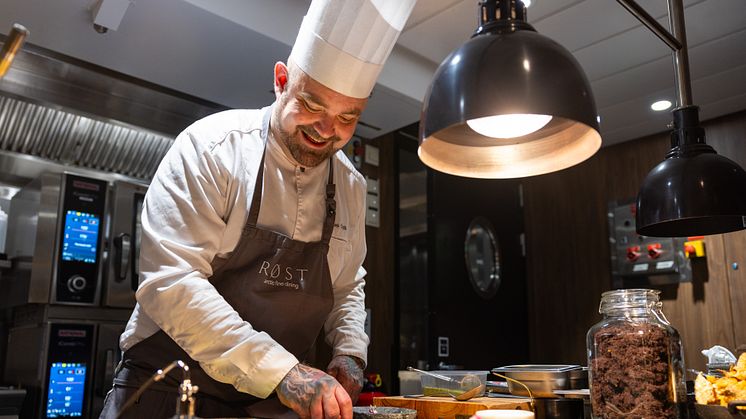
[492,365,585,398]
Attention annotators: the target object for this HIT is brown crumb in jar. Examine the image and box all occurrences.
[590,323,676,419]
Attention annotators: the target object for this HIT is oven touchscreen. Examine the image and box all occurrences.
[61,211,100,264]
[46,362,86,418]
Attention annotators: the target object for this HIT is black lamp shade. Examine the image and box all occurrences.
[419,26,602,178]
[636,148,746,237]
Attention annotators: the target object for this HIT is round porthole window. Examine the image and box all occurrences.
[464,217,500,299]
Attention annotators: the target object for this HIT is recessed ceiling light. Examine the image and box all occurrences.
[651,100,672,111]
[522,0,532,7]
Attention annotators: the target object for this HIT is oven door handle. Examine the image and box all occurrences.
[114,233,131,283]
[98,348,117,396]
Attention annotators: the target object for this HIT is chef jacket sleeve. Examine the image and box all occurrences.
[136,127,298,398]
[323,179,369,366]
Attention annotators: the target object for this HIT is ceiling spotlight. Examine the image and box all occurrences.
[651,100,672,111]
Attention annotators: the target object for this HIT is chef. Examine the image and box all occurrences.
[99,0,417,418]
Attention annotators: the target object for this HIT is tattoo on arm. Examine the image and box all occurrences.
[277,364,336,410]
[335,356,363,376]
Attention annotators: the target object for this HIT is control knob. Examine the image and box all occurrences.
[67,275,87,293]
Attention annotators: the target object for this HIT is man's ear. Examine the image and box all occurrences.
[274,62,289,98]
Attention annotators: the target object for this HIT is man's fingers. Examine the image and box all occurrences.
[309,392,324,419]
[321,390,342,419]
[335,385,353,419]
[332,374,360,403]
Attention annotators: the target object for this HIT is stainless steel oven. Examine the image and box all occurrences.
[2,171,147,418]
[4,309,126,419]
[4,172,147,308]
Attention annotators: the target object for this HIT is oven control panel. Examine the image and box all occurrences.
[54,175,107,305]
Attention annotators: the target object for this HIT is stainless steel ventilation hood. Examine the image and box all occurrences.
[0,36,227,183]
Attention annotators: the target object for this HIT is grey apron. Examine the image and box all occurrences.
[101,128,337,418]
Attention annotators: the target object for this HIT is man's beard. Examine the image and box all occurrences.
[278,124,341,167]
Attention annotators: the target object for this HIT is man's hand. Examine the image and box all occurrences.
[276,363,352,419]
[326,355,364,404]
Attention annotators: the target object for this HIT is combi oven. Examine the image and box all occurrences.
[4,172,146,308]
[2,171,147,418]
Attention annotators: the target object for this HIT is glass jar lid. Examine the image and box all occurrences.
[598,288,660,313]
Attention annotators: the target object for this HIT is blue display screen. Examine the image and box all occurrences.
[46,362,86,418]
[61,211,100,264]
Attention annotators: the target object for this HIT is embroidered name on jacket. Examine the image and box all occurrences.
[258,261,309,290]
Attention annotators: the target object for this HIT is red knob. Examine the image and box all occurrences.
[626,246,641,262]
[684,244,696,257]
[647,243,662,259]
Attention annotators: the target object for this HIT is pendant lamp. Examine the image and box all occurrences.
[418,0,601,179]
[631,0,746,236]
[636,107,746,236]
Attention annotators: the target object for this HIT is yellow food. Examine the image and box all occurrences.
[734,354,746,381]
[694,373,717,404]
[695,352,746,408]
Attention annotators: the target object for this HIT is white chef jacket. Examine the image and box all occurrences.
[119,105,369,398]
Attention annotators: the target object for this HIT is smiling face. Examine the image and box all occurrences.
[270,61,368,167]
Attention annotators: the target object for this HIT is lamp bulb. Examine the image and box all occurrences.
[467,114,553,138]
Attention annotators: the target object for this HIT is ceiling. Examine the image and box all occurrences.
[0,0,745,147]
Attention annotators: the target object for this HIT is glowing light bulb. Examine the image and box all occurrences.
[467,114,553,138]
[651,100,672,111]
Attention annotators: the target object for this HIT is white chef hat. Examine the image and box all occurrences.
[289,0,417,99]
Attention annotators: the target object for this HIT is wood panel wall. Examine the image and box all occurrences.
[523,110,746,372]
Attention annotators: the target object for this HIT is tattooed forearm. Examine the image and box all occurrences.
[335,356,363,372]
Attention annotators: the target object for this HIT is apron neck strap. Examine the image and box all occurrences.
[247,150,267,226]
[321,161,336,244]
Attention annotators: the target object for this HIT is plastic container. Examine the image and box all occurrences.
[419,370,488,397]
[398,370,422,395]
[586,289,686,419]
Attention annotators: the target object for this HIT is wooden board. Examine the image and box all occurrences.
[374,396,532,419]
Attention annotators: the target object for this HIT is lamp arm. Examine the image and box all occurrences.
[616,0,692,107]
[615,0,681,50]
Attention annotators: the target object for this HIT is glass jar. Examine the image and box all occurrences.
[586,289,686,419]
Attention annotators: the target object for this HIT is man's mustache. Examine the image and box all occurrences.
[299,126,341,144]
